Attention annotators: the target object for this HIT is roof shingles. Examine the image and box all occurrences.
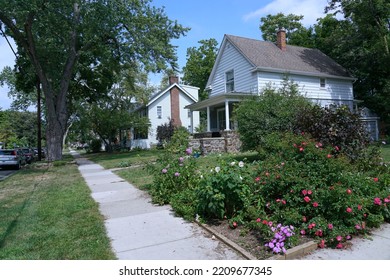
[226,34,351,78]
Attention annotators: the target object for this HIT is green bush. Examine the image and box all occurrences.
[234,80,311,151]
[89,139,102,153]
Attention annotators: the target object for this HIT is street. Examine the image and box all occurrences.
[0,168,16,181]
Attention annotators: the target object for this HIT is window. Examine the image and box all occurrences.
[157,106,162,119]
[320,78,326,88]
[226,70,234,92]
[187,109,191,118]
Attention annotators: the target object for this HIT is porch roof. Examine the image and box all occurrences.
[185,92,254,111]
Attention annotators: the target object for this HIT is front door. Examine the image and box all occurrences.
[217,108,226,130]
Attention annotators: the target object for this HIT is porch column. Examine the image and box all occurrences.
[190,110,194,133]
[225,101,230,131]
[207,106,211,132]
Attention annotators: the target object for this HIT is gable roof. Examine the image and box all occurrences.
[147,83,198,107]
[207,34,353,87]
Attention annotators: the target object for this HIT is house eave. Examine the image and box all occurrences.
[185,92,253,111]
[252,66,356,81]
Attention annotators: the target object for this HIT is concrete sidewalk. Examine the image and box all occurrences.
[70,151,243,260]
[301,223,390,260]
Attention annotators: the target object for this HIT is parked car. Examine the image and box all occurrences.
[0,149,27,170]
[21,147,36,164]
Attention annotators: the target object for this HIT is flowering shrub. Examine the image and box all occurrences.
[265,223,296,254]
[195,159,254,219]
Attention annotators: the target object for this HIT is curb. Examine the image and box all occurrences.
[197,221,318,260]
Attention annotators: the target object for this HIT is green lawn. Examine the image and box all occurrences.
[382,145,390,162]
[84,149,165,169]
[0,156,115,260]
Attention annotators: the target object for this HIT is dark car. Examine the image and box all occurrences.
[0,149,27,170]
[21,147,36,164]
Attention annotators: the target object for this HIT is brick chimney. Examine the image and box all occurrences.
[169,75,182,127]
[277,29,287,51]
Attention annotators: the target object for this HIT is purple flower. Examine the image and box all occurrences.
[179,157,184,163]
[162,168,168,174]
[268,242,274,249]
[185,148,192,155]
[174,172,180,177]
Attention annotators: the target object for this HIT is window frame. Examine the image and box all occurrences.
[225,70,235,92]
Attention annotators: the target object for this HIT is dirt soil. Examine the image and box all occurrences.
[205,219,313,260]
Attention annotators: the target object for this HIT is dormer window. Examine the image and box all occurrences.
[226,70,234,92]
[320,78,326,88]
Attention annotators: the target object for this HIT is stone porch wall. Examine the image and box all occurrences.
[189,131,241,155]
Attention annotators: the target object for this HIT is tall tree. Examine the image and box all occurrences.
[0,0,189,160]
[182,38,218,100]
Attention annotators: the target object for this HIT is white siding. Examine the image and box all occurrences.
[179,92,200,133]
[148,91,172,146]
[209,42,256,96]
[257,71,354,108]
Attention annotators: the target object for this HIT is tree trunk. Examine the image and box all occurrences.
[46,118,65,162]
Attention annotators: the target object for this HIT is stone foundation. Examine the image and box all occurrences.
[189,131,242,155]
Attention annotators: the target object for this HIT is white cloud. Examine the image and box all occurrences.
[243,0,329,26]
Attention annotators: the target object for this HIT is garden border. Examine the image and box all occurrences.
[196,221,318,260]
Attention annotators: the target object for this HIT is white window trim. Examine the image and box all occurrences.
[320,78,326,89]
[225,70,235,92]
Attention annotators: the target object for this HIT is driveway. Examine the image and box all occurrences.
[0,169,16,181]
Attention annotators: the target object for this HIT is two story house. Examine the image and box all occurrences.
[186,30,357,134]
[132,76,200,149]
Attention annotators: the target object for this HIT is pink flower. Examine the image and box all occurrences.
[328,224,333,230]
[174,172,180,177]
[346,235,352,240]
[336,243,343,249]
[162,168,168,174]
[304,196,311,203]
[307,190,312,195]
[384,198,390,203]
[178,157,184,163]
[336,235,342,242]
[268,221,273,227]
[302,216,307,222]
[299,147,304,152]
[232,222,238,228]
[256,218,261,223]
[315,230,323,236]
[318,240,325,248]
[346,189,352,194]
[355,224,361,230]
[300,230,306,235]
[302,189,308,196]
[373,177,379,182]
[358,204,362,210]
[335,146,340,151]
[327,154,332,158]
[255,177,261,182]
[262,220,268,225]
[282,200,286,205]
[346,207,353,213]
[312,202,319,208]
[374,197,382,205]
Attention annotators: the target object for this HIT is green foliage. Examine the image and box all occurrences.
[89,139,102,153]
[234,80,311,151]
[156,119,175,146]
[182,38,218,100]
[156,120,190,152]
[195,159,253,219]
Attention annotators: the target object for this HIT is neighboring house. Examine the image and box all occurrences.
[131,76,200,149]
[186,30,378,139]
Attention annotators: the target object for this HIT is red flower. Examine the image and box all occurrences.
[327,154,332,158]
[346,189,352,194]
[373,177,379,182]
[313,202,319,208]
[262,220,268,225]
[232,222,238,228]
[302,189,308,196]
[374,197,382,205]
[304,196,311,203]
[318,240,325,248]
[346,207,353,213]
[336,243,343,249]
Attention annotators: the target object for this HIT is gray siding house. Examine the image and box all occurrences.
[187,30,378,139]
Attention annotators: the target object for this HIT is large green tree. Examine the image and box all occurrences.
[182,38,218,100]
[0,0,188,160]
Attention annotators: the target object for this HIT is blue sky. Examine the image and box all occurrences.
[0,0,331,109]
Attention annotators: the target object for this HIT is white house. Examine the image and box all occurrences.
[132,76,200,149]
[186,30,363,134]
